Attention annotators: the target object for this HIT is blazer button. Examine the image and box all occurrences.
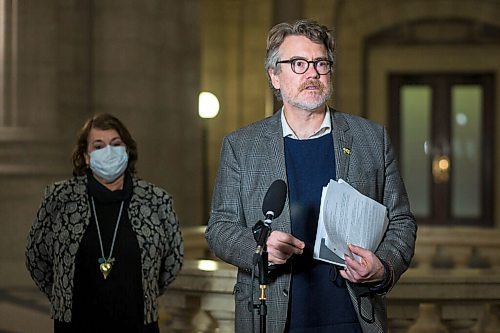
[282,289,288,297]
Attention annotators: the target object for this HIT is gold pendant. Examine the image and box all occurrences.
[99,258,115,279]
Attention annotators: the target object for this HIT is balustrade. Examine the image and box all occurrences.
[161,226,500,332]
[413,227,500,270]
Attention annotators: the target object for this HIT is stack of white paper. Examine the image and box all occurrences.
[313,179,389,267]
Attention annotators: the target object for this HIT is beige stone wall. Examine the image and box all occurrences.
[2,0,500,289]
[89,1,202,227]
[0,0,201,287]
[201,0,273,204]
[0,0,83,286]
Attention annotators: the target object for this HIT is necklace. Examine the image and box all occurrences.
[91,197,124,280]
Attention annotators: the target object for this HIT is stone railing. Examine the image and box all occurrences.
[159,260,237,333]
[413,227,500,270]
[388,268,500,333]
[160,226,500,332]
[160,261,500,333]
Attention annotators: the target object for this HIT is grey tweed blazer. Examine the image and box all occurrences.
[205,109,417,333]
[26,175,184,324]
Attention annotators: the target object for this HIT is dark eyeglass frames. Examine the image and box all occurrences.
[276,58,333,75]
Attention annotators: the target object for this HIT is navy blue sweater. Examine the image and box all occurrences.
[284,135,361,333]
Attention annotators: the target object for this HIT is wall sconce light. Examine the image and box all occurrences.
[198,92,220,119]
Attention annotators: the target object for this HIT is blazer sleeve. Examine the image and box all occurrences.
[25,184,57,298]
[158,193,184,292]
[375,126,417,292]
[205,135,259,272]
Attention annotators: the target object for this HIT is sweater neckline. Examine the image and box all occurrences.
[86,169,133,204]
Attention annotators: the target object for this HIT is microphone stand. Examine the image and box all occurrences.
[252,220,271,333]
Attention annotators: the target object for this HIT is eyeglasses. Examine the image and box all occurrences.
[276,58,333,75]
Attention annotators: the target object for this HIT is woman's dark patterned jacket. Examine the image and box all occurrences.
[25,175,184,323]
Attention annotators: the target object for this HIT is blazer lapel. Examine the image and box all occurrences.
[331,110,352,181]
[262,110,291,233]
[262,111,287,181]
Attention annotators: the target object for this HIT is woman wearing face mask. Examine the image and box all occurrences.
[26,113,183,333]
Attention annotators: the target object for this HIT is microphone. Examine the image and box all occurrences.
[253,180,287,262]
[262,179,287,224]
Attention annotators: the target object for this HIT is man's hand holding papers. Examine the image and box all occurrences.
[313,179,389,267]
[339,243,387,284]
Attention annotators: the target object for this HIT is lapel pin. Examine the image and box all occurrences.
[342,147,351,155]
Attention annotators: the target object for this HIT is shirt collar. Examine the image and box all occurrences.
[281,107,332,140]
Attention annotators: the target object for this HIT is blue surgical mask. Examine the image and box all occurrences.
[89,145,128,183]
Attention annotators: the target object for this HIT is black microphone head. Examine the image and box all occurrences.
[262,179,287,219]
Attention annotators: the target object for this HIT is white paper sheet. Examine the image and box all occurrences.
[313,179,389,267]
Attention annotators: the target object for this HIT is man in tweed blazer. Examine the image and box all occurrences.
[205,19,416,333]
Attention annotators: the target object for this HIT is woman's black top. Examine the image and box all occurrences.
[54,172,159,333]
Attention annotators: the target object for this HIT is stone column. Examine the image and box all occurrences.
[91,0,202,226]
[0,0,83,287]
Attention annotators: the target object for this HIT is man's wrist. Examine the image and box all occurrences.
[370,259,392,291]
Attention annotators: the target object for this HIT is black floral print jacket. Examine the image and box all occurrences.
[25,175,183,323]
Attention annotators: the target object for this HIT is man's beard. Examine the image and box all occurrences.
[282,80,332,111]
